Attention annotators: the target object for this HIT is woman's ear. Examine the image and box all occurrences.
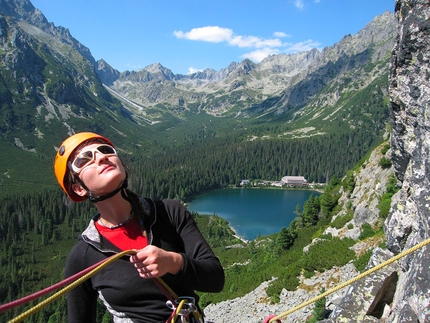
[71,182,88,198]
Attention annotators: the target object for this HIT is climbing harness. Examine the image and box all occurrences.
[166,297,204,323]
[1,249,202,323]
[2,237,430,323]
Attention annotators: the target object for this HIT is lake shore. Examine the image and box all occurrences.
[188,188,320,240]
[229,225,249,243]
[185,185,324,203]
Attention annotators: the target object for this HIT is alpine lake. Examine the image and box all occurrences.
[187,188,320,241]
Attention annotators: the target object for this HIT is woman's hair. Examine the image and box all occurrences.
[123,188,149,226]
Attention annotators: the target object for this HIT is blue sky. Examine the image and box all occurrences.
[30,0,395,75]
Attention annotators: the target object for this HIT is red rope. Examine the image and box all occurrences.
[0,257,107,313]
[263,314,282,323]
[1,250,182,321]
[152,277,177,304]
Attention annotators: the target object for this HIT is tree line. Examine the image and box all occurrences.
[130,130,381,201]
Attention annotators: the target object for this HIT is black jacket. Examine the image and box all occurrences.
[64,198,225,323]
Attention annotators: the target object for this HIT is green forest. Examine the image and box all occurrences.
[127,129,383,202]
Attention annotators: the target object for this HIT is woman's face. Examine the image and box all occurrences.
[71,142,126,198]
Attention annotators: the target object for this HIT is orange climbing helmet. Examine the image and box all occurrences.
[54,132,113,202]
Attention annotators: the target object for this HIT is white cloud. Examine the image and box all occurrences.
[229,35,283,48]
[273,31,289,38]
[241,48,280,62]
[285,39,321,53]
[293,0,304,9]
[174,26,233,43]
[174,26,282,49]
[174,26,285,50]
[187,67,203,74]
[174,25,321,63]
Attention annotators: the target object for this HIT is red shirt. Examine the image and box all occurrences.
[95,216,148,250]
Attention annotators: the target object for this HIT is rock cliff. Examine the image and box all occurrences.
[385,0,430,322]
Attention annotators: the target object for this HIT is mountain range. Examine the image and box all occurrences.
[0,0,397,196]
[98,11,395,125]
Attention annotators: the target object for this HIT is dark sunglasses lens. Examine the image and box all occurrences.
[74,151,93,169]
[97,145,115,154]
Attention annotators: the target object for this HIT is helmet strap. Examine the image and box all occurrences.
[88,177,128,203]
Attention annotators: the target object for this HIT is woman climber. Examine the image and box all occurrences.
[53,132,225,323]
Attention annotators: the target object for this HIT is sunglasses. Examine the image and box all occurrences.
[70,144,117,174]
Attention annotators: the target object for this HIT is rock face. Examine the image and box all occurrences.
[204,265,360,323]
[338,144,394,228]
[385,0,430,322]
[322,249,399,323]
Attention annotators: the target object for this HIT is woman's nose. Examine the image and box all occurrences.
[94,151,109,164]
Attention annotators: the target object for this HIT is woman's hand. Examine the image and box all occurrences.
[130,245,183,278]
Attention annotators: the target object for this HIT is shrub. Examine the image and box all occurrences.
[312,228,323,240]
[304,269,314,279]
[359,223,375,240]
[354,249,373,272]
[377,175,400,219]
[301,238,355,272]
[282,274,300,292]
[342,172,356,193]
[331,212,353,229]
[381,143,390,155]
[266,272,300,302]
[379,156,392,168]
[306,288,327,323]
[320,233,333,240]
[378,196,392,219]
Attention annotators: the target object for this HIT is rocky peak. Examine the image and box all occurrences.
[1,0,41,23]
[96,59,120,86]
[143,62,175,80]
[322,11,397,63]
[189,68,218,81]
[2,0,95,65]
